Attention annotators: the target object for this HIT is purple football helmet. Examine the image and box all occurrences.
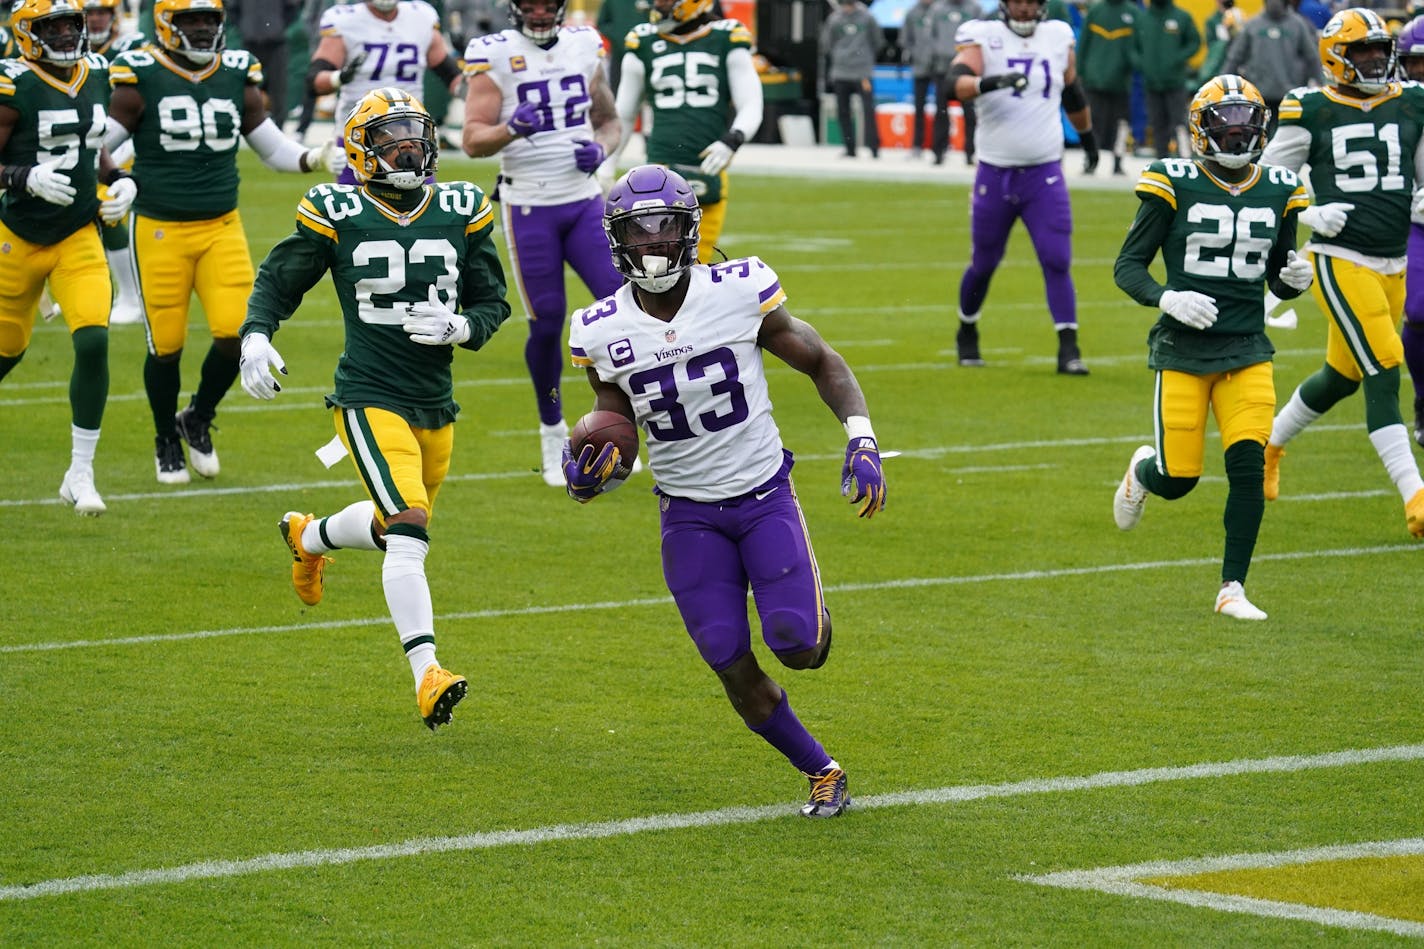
[604,165,702,293]
[1398,16,1424,80]
[508,0,566,41]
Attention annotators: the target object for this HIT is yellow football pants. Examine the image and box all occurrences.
[1311,252,1405,381]
[0,218,110,357]
[335,406,454,525]
[1153,362,1275,478]
[131,209,254,357]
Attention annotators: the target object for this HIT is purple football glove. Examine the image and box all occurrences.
[507,101,541,138]
[841,436,886,518]
[562,439,620,503]
[573,138,605,174]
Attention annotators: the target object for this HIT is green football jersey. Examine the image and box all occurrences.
[1117,158,1309,374]
[109,46,261,221]
[0,55,107,246]
[1275,84,1424,259]
[243,182,512,428]
[624,19,752,197]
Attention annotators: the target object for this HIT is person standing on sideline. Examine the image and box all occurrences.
[1113,75,1313,621]
[1196,0,1245,89]
[306,0,465,183]
[613,0,762,263]
[1396,16,1424,447]
[563,165,886,818]
[106,0,346,485]
[1259,8,1424,538]
[901,0,971,165]
[461,0,624,486]
[947,0,1099,375]
[230,0,301,129]
[820,0,882,159]
[1221,0,1317,138]
[240,88,511,730]
[0,0,137,516]
[594,0,649,95]
[1077,0,1137,176]
[1134,0,1200,159]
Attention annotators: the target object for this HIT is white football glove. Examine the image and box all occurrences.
[26,159,77,206]
[1277,249,1313,292]
[307,139,347,176]
[239,332,287,400]
[402,285,471,346]
[1160,289,1219,330]
[1298,202,1353,238]
[698,139,736,176]
[99,177,137,224]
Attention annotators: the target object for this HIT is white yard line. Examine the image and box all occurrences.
[1019,838,1424,938]
[1,543,1416,654]
[1,744,1420,903]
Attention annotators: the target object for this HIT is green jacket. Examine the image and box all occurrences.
[1134,0,1201,91]
[1078,0,1138,94]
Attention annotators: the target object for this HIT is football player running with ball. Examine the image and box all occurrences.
[105,0,346,485]
[239,88,511,730]
[1112,76,1312,621]
[563,165,887,818]
[1259,8,1424,538]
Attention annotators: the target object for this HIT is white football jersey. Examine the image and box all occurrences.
[569,257,790,501]
[321,0,442,120]
[955,18,1074,167]
[463,26,606,205]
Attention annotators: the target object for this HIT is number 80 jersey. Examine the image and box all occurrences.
[570,257,789,501]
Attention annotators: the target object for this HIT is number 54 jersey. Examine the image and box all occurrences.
[569,257,789,501]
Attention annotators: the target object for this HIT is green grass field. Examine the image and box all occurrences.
[2,152,1421,945]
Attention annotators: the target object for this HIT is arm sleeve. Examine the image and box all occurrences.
[240,229,332,338]
[1265,208,1306,300]
[245,118,312,172]
[612,53,646,159]
[726,47,763,142]
[103,115,131,152]
[1259,124,1311,173]
[1113,196,1175,308]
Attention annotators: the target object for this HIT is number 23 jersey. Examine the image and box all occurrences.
[570,257,789,501]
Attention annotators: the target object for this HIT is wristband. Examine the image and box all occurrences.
[99,167,132,186]
[844,415,876,440]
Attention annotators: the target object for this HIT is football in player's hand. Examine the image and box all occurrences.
[570,410,639,475]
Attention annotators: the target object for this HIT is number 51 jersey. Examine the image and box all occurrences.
[569,256,789,501]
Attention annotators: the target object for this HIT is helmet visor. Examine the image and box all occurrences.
[611,211,684,250]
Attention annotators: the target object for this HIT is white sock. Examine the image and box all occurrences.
[106,246,141,305]
[70,425,100,471]
[1269,389,1322,448]
[958,309,980,325]
[540,419,568,437]
[382,533,437,686]
[1368,424,1424,501]
[304,500,380,553]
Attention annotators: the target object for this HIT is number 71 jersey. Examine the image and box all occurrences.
[569,257,789,501]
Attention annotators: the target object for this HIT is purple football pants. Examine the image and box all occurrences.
[504,196,624,426]
[658,452,828,673]
[1402,223,1424,404]
[959,159,1077,329]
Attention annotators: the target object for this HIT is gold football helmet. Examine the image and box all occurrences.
[651,0,713,33]
[83,0,120,47]
[153,0,225,65]
[343,87,438,190]
[11,0,87,65]
[1320,8,1395,94]
[1188,75,1270,170]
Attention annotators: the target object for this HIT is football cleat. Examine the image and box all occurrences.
[800,765,849,818]
[539,420,568,488]
[1406,488,1424,539]
[279,511,332,606]
[1112,445,1155,530]
[174,403,219,478]
[154,435,190,485]
[1263,443,1285,501]
[59,467,106,515]
[1215,580,1267,620]
[956,322,984,367]
[418,665,468,730]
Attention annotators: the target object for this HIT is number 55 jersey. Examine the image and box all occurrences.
[569,256,789,501]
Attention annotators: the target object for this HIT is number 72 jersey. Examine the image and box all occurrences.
[569,256,789,501]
